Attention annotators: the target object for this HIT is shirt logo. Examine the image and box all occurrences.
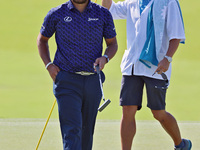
[64,16,72,22]
[88,18,99,21]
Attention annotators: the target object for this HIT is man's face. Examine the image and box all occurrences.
[72,0,88,4]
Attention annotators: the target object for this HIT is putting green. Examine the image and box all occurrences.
[0,119,199,150]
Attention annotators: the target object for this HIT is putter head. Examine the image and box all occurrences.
[98,99,111,112]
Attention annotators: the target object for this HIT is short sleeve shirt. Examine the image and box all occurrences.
[40,0,116,73]
[109,0,185,80]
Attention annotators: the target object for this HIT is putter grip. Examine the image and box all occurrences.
[95,65,100,74]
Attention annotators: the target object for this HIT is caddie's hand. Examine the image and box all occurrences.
[154,58,170,74]
[47,64,60,82]
[93,56,107,71]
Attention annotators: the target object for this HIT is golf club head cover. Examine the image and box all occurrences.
[98,99,111,112]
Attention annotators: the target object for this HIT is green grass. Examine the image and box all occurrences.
[0,119,199,150]
[0,0,200,121]
[0,1,199,149]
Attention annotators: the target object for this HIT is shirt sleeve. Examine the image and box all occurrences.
[40,9,57,38]
[103,9,117,39]
[109,0,128,19]
[166,0,185,43]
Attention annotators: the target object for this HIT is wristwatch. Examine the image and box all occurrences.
[164,56,172,63]
[103,54,109,63]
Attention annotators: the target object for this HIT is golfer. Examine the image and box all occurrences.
[37,0,118,149]
[102,0,191,149]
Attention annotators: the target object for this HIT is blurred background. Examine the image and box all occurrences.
[0,0,199,120]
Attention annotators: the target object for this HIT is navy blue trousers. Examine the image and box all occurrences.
[53,71,104,150]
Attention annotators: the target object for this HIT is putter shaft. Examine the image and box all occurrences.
[95,65,111,111]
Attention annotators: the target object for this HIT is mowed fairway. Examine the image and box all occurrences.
[0,119,200,150]
[0,0,200,149]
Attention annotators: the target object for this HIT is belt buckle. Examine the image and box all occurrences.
[76,71,94,76]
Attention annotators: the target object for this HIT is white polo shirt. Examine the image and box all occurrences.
[110,0,185,80]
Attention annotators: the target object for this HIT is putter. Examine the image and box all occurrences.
[154,73,169,89]
[95,65,111,112]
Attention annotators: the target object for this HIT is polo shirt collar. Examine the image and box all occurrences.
[68,0,92,10]
[86,1,93,10]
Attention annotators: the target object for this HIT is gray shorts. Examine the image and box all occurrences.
[120,75,167,110]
